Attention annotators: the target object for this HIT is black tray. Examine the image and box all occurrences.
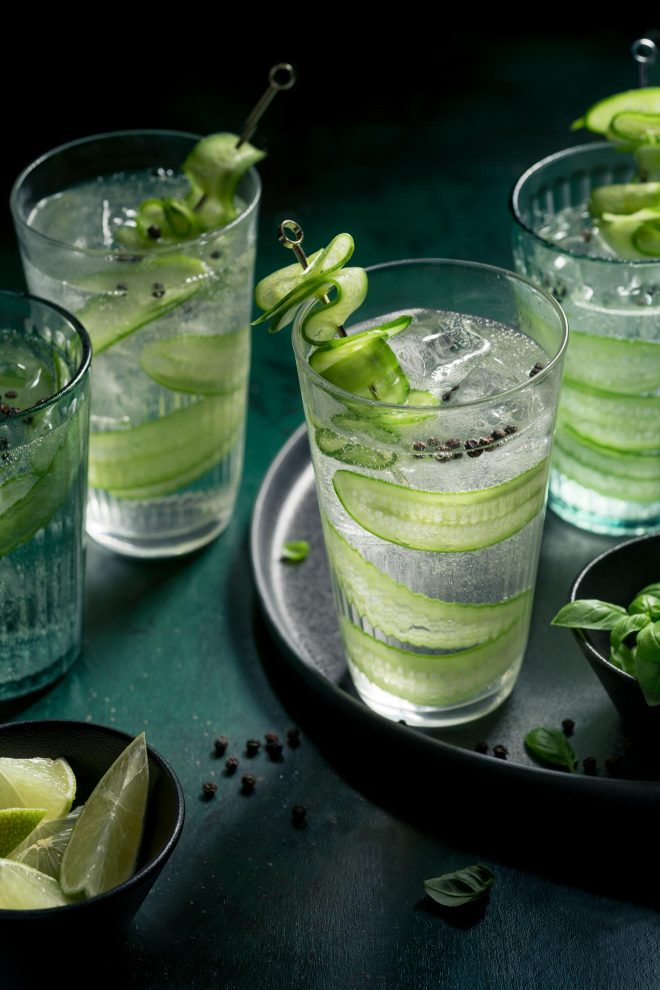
[251,424,660,808]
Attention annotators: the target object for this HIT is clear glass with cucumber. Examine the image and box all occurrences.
[512,87,660,536]
[256,247,567,725]
[0,292,90,698]
[11,130,261,556]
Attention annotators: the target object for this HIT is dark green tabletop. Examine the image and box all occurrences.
[3,31,660,990]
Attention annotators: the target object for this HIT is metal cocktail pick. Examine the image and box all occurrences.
[277,220,347,337]
[277,220,382,399]
[237,63,297,148]
[631,36,658,88]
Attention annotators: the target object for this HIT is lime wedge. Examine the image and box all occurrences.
[0,757,76,821]
[9,807,81,879]
[0,809,46,858]
[0,859,73,910]
[60,734,148,898]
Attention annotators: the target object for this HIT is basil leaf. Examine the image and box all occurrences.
[634,622,660,705]
[551,600,627,630]
[638,583,660,599]
[524,727,577,771]
[281,540,310,563]
[609,642,637,676]
[424,864,495,908]
[610,613,651,651]
[628,594,660,620]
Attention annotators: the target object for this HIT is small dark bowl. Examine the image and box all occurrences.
[0,719,184,947]
[570,534,660,733]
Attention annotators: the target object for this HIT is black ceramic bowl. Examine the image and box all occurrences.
[570,533,660,733]
[0,719,184,944]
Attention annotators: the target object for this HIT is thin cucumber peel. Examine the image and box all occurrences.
[139,329,249,395]
[333,457,549,552]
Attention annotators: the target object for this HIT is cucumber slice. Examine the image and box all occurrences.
[341,616,527,706]
[183,133,265,223]
[598,209,660,259]
[324,518,532,649]
[589,182,660,218]
[76,255,211,354]
[578,88,660,135]
[636,145,660,182]
[363,389,438,427]
[0,421,81,558]
[610,111,660,144]
[564,330,660,397]
[89,393,242,498]
[310,335,410,403]
[560,378,660,452]
[301,268,368,343]
[315,428,397,470]
[254,233,354,314]
[633,218,660,256]
[554,424,660,503]
[331,413,400,445]
[139,329,249,395]
[333,458,549,552]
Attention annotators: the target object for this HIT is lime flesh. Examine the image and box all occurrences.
[0,757,76,821]
[0,859,72,910]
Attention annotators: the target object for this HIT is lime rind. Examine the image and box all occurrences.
[60,733,149,899]
[0,757,76,821]
[0,809,47,858]
[8,806,81,879]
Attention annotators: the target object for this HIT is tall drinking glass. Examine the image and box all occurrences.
[512,143,660,536]
[0,291,90,698]
[293,260,567,726]
[11,131,261,557]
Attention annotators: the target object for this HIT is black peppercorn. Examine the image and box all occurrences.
[241,773,256,794]
[246,739,260,757]
[561,719,575,737]
[214,736,228,756]
[202,781,217,799]
[225,756,239,775]
[493,744,508,760]
[475,741,489,755]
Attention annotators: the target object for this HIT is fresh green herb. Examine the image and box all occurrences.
[281,540,310,563]
[551,600,627,630]
[524,727,577,772]
[551,583,660,705]
[423,864,495,908]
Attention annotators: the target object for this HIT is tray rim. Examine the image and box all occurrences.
[250,423,660,804]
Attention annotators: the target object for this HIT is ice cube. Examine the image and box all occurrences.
[389,311,491,393]
[454,352,522,402]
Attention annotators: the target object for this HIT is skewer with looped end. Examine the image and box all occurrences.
[237,63,296,148]
[631,36,658,89]
[277,220,381,400]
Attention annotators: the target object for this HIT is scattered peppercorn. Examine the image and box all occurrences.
[265,732,279,744]
[426,437,440,447]
[4,390,17,399]
[115,283,128,293]
[210,249,222,259]
[582,756,597,776]
[529,362,545,378]
[582,229,593,243]
[287,727,301,748]
[225,756,239,775]
[241,773,256,794]
[493,744,508,760]
[202,781,217,799]
[214,736,228,757]
[504,424,517,435]
[246,739,261,757]
[412,440,426,452]
[465,439,482,458]
[561,719,575,737]
[151,282,166,299]
[491,428,506,441]
[292,805,307,828]
[147,224,161,240]
[266,740,283,761]
[434,451,452,463]
[475,741,489,755]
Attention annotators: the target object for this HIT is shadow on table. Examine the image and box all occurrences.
[252,605,660,914]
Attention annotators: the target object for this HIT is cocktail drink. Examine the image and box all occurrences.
[0,292,90,699]
[11,131,261,557]
[270,255,567,726]
[512,132,660,535]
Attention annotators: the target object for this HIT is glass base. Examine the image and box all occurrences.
[87,514,231,559]
[549,470,660,537]
[348,664,517,728]
[0,644,80,701]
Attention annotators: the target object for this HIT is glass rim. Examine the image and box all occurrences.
[10,128,262,259]
[292,257,568,413]
[0,289,91,418]
[510,140,660,266]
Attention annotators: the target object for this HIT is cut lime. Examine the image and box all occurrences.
[139,329,249,395]
[76,255,211,354]
[0,859,73,910]
[60,733,149,899]
[0,809,46,858]
[333,458,549,552]
[0,757,76,821]
[9,807,81,879]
